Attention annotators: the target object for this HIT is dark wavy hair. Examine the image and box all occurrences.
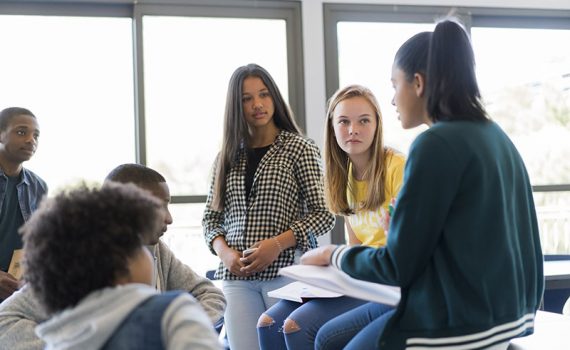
[394,18,488,123]
[21,183,162,315]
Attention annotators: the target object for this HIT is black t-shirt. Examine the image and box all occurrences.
[245,145,271,198]
[0,174,25,272]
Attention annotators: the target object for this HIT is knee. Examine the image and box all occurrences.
[283,317,301,334]
[257,313,275,328]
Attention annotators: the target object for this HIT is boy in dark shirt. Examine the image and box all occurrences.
[0,107,47,301]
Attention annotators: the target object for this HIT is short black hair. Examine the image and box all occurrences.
[105,163,166,187]
[22,183,162,315]
[0,107,36,131]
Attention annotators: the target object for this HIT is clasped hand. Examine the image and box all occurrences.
[239,238,281,275]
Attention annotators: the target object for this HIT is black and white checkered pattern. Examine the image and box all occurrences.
[203,130,335,280]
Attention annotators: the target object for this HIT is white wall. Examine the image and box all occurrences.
[300,0,570,147]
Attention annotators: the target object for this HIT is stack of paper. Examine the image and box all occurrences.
[268,281,342,303]
[275,265,400,306]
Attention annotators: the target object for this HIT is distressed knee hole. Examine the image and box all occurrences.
[283,318,301,334]
[257,313,275,328]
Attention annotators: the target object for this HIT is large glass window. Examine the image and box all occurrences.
[0,15,135,192]
[472,27,570,254]
[472,27,570,186]
[325,5,570,252]
[142,16,288,196]
[1,1,303,276]
[137,3,301,273]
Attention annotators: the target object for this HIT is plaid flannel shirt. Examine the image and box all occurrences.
[203,130,335,280]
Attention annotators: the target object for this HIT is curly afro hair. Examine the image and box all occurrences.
[21,182,162,315]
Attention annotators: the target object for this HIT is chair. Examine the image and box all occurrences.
[206,269,230,350]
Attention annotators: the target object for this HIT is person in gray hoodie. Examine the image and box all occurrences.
[19,182,222,350]
[0,164,226,349]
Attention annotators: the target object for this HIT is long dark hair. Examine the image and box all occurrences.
[211,63,301,210]
[394,18,488,123]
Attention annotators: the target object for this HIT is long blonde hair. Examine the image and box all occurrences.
[324,84,392,215]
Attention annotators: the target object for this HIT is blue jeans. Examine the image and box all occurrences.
[258,296,367,350]
[222,277,291,350]
[315,302,395,350]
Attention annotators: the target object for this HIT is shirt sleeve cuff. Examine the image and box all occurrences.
[330,245,348,269]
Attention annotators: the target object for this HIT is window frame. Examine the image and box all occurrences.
[323,3,570,243]
[133,1,305,204]
[1,0,305,206]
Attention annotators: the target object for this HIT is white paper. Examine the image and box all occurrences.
[278,265,400,306]
[268,281,343,303]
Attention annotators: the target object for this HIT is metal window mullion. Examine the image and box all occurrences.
[133,4,147,165]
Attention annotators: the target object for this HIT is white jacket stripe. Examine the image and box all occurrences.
[405,313,535,349]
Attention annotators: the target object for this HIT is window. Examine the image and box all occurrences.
[142,16,289,196]
[0,14,135,192]
[324,4,570,252]
[472,27,570,187]
[135,2,303,272]
[472,24,570,254]
[141,13,292,273]
[1,1,304,275]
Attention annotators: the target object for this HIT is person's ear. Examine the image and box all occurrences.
[413,73,426,98]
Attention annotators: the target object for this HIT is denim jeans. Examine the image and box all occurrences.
[258,296,367,350]
[222,277,291,350]
[315,302,395,350]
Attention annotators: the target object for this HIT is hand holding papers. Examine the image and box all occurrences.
[277,264,400,306]
[8,249,23,280]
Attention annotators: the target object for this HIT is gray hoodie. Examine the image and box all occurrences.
[36,284,221,350]
[0,241,225,350]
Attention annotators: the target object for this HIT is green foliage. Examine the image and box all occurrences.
[543,83,570,127]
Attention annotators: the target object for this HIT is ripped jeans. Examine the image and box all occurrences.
[257,296,367,350]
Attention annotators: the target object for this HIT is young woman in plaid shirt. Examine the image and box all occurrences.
[203,64,335,350]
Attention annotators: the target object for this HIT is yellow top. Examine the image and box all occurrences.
[346,152,406,248]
